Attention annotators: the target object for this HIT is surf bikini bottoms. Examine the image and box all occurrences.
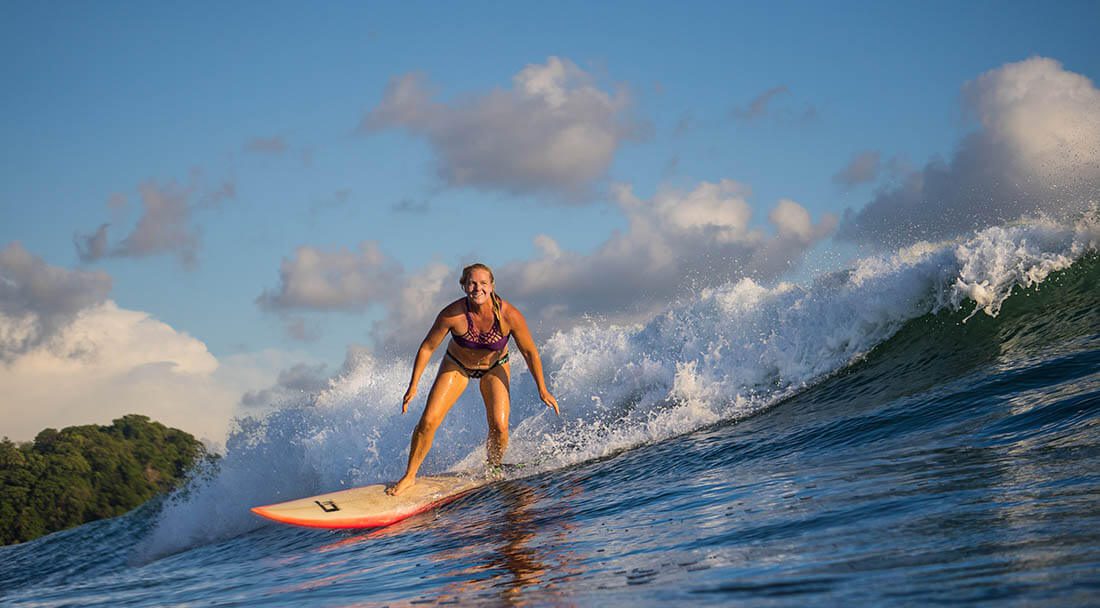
[445,350,509,378]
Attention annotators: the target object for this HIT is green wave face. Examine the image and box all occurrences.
[805,254,1100,414]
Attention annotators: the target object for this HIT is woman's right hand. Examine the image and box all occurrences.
[402,386,417,413]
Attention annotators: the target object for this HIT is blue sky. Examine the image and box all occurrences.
[2,1,1099,441]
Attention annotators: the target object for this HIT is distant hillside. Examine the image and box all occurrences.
[0,414,211,545]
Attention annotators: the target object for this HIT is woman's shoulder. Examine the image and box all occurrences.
[441,298,467,316]
[433,299,468,331]
[499,297,524,322]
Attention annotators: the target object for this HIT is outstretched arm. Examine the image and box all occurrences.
[403,313,452,413]
[508,306,560,415]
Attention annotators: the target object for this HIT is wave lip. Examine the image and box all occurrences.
[534,214,1099,465]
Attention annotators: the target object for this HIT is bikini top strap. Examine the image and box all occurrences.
[462,296,504,339]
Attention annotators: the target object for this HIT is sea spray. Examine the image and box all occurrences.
[133,343,561,562]
[500,214,1100,468]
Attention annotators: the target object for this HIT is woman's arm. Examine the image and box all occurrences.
[507,305,560,415]
[403,312,452,413]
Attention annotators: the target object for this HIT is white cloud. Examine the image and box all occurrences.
[351,179,836,353]
[964,58,1100,179]
[114,181,197,265]
[0,245,299,444]
[240,361,331,409]
[495,181,835,327]
[75,178,235,268]
[0,301,292,444]
[254,176,835,355]
[770,198,818,242]
[840,57,1100,246]
[0,242,112,360]
[370,262,452,355]
[256,242,402,312]
[362,57,639,201]
[256,245,453,352]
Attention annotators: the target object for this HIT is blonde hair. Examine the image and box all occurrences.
[459,263,503,324]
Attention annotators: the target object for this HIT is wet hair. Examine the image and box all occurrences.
[459,263,495,287]
[459,263,503,324]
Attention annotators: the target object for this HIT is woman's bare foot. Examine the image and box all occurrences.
[385,475,416,496]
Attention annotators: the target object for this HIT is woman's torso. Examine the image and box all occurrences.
[446,297,510,368]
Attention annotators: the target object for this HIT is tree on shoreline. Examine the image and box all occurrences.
[0,415,210,545]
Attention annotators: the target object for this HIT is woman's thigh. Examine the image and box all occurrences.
[421,360,469,425]
[479,363,511,431]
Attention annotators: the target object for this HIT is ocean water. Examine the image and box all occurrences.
[2,217,1099,606]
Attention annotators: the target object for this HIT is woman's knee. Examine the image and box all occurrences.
[417,415,444,435]
[488,424,508,442]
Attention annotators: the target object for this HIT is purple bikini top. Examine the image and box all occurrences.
[452,298,509,351]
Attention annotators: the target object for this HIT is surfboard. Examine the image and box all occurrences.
[250,474,484,529]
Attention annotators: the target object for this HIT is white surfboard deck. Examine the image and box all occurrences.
[250,474,484,529]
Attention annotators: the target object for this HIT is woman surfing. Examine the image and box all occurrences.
[387,263,559,496]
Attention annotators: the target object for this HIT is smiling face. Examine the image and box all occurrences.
[462,268,494,305]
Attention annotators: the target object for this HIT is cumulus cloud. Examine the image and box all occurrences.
[115,181,196,262]
[255,246,453,348]
[240,361,330,409]
[261,179,837,354]
[371,262,453,354]
[833,150,882,189]
[1,242,112,360]
[0,302,299,443]
[0,247,300,442]
[362,56,639,201]
[256,242,402,312]
[75,180,226,268]
[840,57,1100,247]
[488,181,836,331]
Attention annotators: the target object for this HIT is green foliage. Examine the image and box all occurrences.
[0,415,209,545]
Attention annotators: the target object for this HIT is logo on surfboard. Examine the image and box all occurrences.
[314,500,340,513]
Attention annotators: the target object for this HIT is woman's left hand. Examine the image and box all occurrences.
[402,386,417,413]
[540,390,560,416]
